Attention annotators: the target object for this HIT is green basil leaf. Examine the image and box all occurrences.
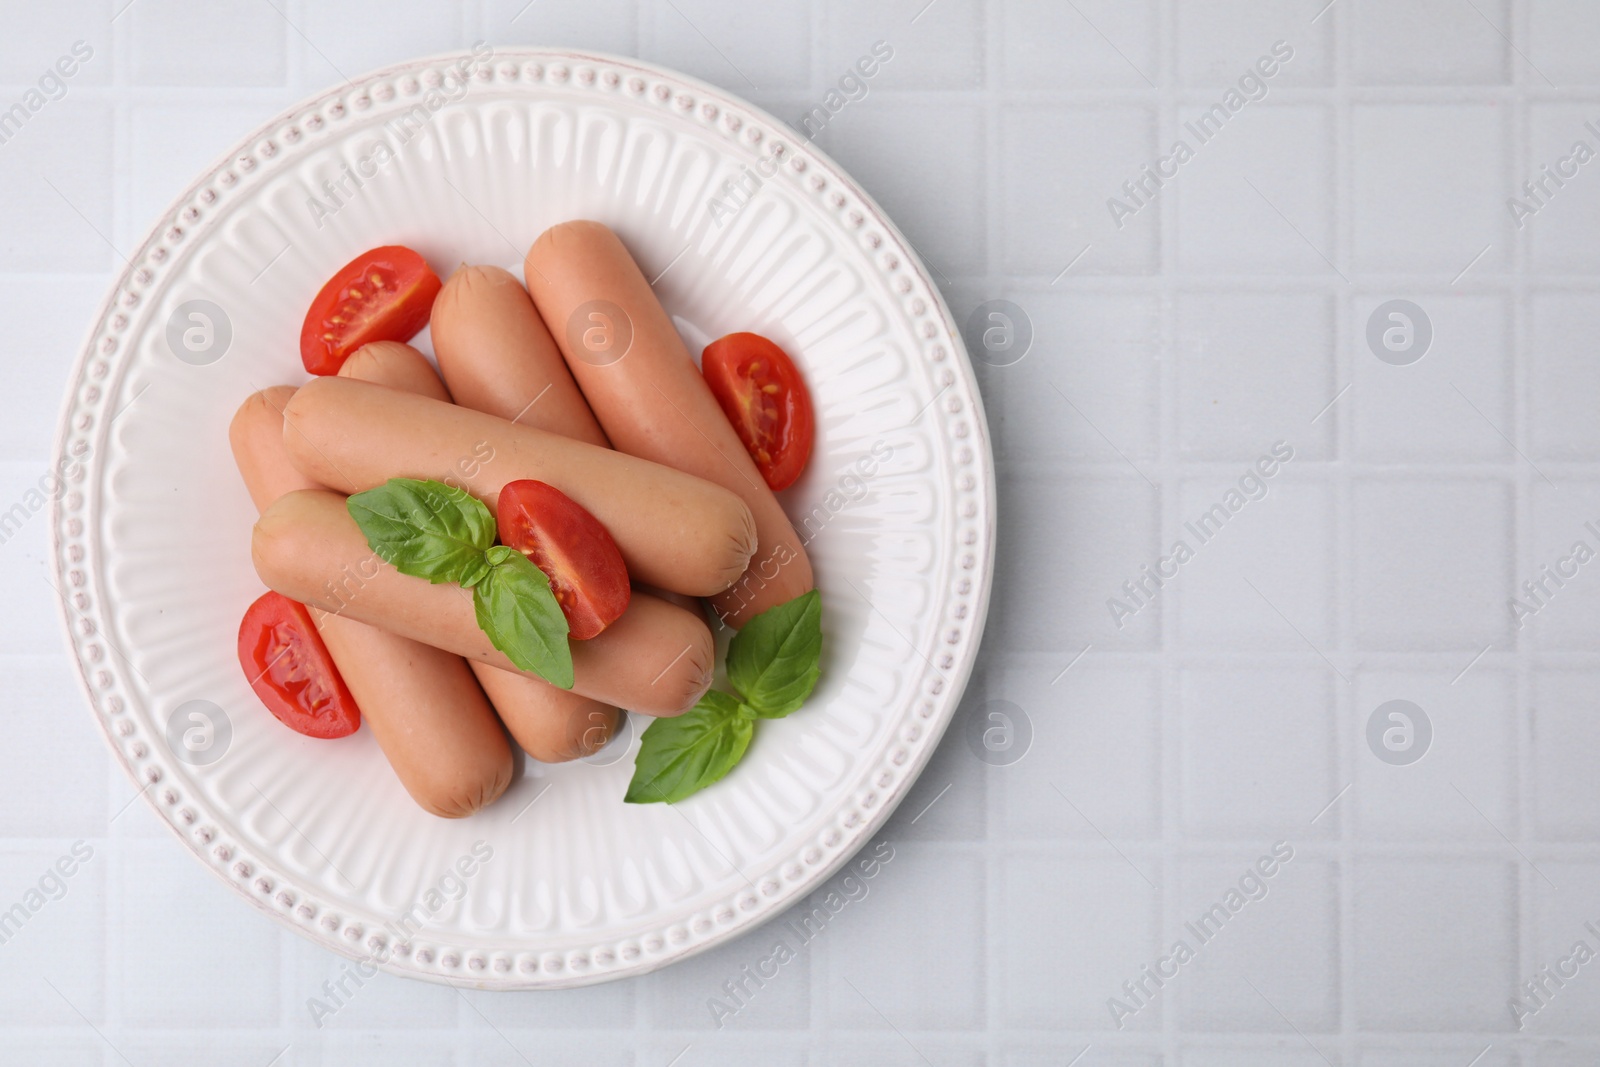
[624,690,754,804]
[472,545,574,688]
[726,589,822,718]
[346,478,496,588]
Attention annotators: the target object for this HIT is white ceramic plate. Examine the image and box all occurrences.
[51,48,994,988]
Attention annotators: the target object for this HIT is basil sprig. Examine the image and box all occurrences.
[727,588,822,718]
[346,478,573,688]
[475,546,573,688]
[626,590,822,804]
[346,478,495,587]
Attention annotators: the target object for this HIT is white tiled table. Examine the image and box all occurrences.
[4,0,1599,1063]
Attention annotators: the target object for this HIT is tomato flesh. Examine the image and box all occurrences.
[237,591,360,739]
[701,332,814,491]
[496,480,631,640]
[299,245,442,375]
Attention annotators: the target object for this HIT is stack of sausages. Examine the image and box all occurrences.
[231,221,813,817]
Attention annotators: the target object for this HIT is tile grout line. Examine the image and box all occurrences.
[1157,0,1181,1056]
[1510,0,1537,1046]
[1330,0,1357,1060]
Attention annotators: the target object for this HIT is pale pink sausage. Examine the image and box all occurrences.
[252,489,716,717]
[338,341,622,762]
[431,266,611,448]
[281,376,756,598]
[229,387,512,819]
[338,341,454,403]
[429,270,702,619]
[523,220,814,627]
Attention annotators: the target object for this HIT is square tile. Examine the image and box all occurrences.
[1354,670,1516,838]
[975,291,1161,465]
[128,0,287,86]
[1176,0,1332,87]
[1180,669,1339,836]
[1351,105,1509,274]
[1008,1053,1162,1067]
[0,1039,103,1067]
[648,0,808,92]
[1530,291,1600,459]
[1526,105,1600,273]
[0,464,87,656]
[1524,860,1600,1033]
[1002,105,1160,276]
[1352,293,1512,461]
[994,666,1162,841]
[992,475,1161,651]
[1359,1053,1517,1067]
[1183,1053,1340,1067]
[474,1041,633,1067]
[1529,0,1600,84]
[313,1035,458,1066]
[299,1,468,88]
[123,1037,301,1067]
[644,895,812,1030]
[1177,105,1335,275]
[0,101,114,272]
[0,658,108,839]
[287,934,457,1032]
[1000,855,1162,1030]
[1352,0,1510,85]
[1532,670,1600,839]
[0,845,105,1026]
[1177,857,1339,1032]
[812,102,984,282]
[1353,479,1512,651]
[0,277,104,464]
[1174,476,1336,650]
[117,844,281,1027]
[819,1040,984,1067]
[822,0,983,90]
[649,1039,805,1066]
[1176,292,1336,459]
[1352,858,1517,1030]
[1525,482,1600,648]
[0,4,111,86]
[1002,0,1160,90]
[1536,1051,1600,1067]
[820,844,984,1031]
[488,0,639,55]
[470,977,636,1031]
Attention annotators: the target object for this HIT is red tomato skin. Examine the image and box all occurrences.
[237,591,360,739]
[299,246,443,375]
[701,332,814,491]
[495,480,631,640]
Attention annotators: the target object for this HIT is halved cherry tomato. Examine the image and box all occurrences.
[299,245,442,375]
[237,591,360,739]
[496,480,631,640]
[701,332,814,491]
